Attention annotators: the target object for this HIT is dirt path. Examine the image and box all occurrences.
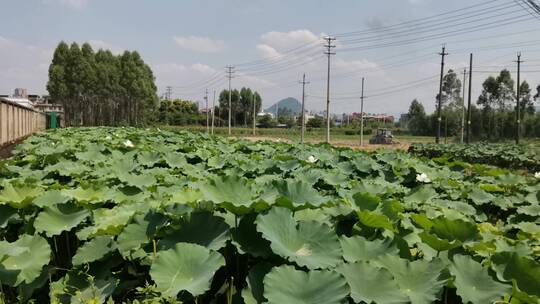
[0,142,18,159]
[240,136,410,151]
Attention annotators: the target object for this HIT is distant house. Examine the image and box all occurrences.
[257,111,274,119]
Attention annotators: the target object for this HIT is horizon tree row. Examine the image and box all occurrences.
[407,69,540,140]
[47,41,159,127]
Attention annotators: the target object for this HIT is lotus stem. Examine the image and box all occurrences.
[153,239,157,258]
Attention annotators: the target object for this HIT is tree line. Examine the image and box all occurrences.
[47,42,158,127]
[407,69,540,140]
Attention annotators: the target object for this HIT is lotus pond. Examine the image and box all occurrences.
[0,127,539,303]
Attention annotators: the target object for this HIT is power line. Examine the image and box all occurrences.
[334,0,508,37]
[340,2,522,44]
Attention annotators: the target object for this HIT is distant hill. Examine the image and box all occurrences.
[266,97,302,114]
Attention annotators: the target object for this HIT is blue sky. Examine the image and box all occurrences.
[1,0,540,116]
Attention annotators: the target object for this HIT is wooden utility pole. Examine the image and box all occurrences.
[515,53,522,144]
[436,45,448,144]
[300,73,310,144]
[360,77,365,147]
[466,53,473,144]
[324,36,336,143]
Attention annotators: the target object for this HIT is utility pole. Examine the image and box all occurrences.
[204,89,209,133]
[324,36,336,143]
[252,93,256,136]
[211,90,216,135]
[466,53,473,144]
[461,69,467,144]
[436,45,449,144]
[226,66,235,136]
[515,53,522,144]
[360,77,365,147]
[299,73,310,144]
[165,86,172,101]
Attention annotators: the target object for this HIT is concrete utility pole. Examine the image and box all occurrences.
[205,89,209,133]
[324,36,336,143]
[360,77,365,147]
[252,93,256,136]
[211,90,216,135]
[515,53,522,144]
[466,53,473,144]
[165,86,172,101]
[226,66,235,136]
[461,69,467,144]
[299,73,310,144]
[436,45,449,144]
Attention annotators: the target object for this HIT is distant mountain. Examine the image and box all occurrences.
[265,97,302,114]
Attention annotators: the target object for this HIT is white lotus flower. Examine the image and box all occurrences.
[123,139,134,148]
[105,135,112,140]
[416,173,431,183]
[535,172,540,179]
[307,155,318,163]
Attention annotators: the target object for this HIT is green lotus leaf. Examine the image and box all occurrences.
[492,253,540,297]
[263,265,349,304]
[338,262,408,304]
[403,186,438,205]
[90,205,139,236]
[419,232,461,252]
[468,188,495,205]
[340,236,398,263]
[256,207,342,269]
[138,151,162,167]
[34,202,90,237]
[118,172,157,189]
[160,211,230,250]
[202,175,253,213]
[62,186,107,204]
[243,262,273,304]
[72,236,116,266]
[352,192,380,211]
[517,204,540,216]
[0,183,43,208]
[166,188,202,205]
[0,235,51,286]
[273,179,328,208]
[32,190,70,208]
[357,210,396,232]
[450,255,510,304]
[0,205,17,228]
[164,153,187,169]
[377,255,447,304]
[231,213,273,258]
[150,242,225,297]
[430,217,479,243]
[117,212,166,256]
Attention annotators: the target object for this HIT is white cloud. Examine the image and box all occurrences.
[260,30,321,51]
[0,36,53,95]
[43,0,89,9]
[256,44,283,60]
[88,40,124,54]
[173,36,226,53]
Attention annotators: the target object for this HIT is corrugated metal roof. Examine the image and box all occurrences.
[0,97,34,110]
